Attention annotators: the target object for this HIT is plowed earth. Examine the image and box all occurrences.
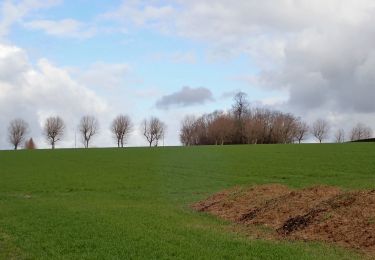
[192,184,375,254]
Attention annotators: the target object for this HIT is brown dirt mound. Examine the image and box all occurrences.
[192,184,375,254]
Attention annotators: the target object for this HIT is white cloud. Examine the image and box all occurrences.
[0,43,111,149]
[104,0,375,137]
[101,0,174,30]
[151,51,197,64]
[0,0,61,37]
[24,19,97,39]
[3,1,375,146]
[72,62,131,89]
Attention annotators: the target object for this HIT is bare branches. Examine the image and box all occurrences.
[111,115,132,147]
[181,109,305,146]
[295,120,309,144]
[232,92,249,121]
[79,115,99,148]
[335,129,345,143]
[44,116,65,149]
[232,92,250,144]
[5,97,375,149]
[208,114,234,145]
[350,123,372,141]
[180,116,197,146]
[142,117,166,147]
[311,119,330,143]
[8,119,28,150]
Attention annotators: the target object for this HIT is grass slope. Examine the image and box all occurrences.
[0,144,374,259]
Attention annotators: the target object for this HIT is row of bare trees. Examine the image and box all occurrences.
[4,93,373,149]
[180,92,373,145]
[333,123,373,143]
[6,115,166,149]
[310,120,373,143]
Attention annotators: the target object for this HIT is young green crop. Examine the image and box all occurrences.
[0,143,373,259]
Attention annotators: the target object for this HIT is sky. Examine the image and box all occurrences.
[1,0,375,149]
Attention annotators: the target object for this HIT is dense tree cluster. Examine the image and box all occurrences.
[180,92,311,145]
[180,93,372,146]
[180,108,309,146]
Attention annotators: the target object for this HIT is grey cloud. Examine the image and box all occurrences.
[107,0,375,115]
[258,25,375,114]
[220,90,241,100]
[156,86,214,109]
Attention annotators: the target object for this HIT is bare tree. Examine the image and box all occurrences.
[142,117,166,147]
[232,92,250,144]
[335,129,345,143]
[44,116,65,149]
[111,115,132,147]
[350,123,372,141]
[8,119,29,150]
[311,119,330,143]
[295,120,309,144]
[232,92,249,120]
[180,115,197,146]
[79,115,99,148]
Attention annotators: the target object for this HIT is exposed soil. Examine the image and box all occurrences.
[192,184,375,254]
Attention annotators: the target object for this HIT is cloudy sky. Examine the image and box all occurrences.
[1,0,375,149]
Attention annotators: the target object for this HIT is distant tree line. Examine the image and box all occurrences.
[3,92,374,150]
[179,92,373,146]
[4,115,166,150]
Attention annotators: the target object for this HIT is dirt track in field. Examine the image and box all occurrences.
[192,184,375,254]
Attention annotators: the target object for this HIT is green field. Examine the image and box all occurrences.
[1,144,374,259]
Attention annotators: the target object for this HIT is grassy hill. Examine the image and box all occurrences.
[0,144,374,259]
